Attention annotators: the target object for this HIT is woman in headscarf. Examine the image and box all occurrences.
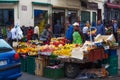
[40,24,53,44]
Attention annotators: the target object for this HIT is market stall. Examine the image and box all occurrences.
[16,34,119,79]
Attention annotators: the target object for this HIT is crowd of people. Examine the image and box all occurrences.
[65,19,119,45]
[0,19,119,47]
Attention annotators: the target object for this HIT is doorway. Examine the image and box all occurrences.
[52,9,65,36]
[0,9,14,37]
[34,10,48,33]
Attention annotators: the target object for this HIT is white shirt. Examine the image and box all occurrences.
[11,27,17,39]
[82,26,88,34]
[34,26,39,35]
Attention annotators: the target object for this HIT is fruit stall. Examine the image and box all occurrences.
[16,34,120,79]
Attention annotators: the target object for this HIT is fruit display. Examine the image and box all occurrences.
[52,44,78,57]
[50,37,68,47]
[17,42,39,56]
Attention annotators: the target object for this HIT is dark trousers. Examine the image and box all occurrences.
[113,33,118,42]
[33,34,39,40]
[8,39,12,47]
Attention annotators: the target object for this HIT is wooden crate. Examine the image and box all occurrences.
[35,58,45,76]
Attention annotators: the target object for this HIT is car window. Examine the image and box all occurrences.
[0,39,13,52]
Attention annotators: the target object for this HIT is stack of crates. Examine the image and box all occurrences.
[26,56,36,75]
[20,57,27,72]
[107,49,118,76]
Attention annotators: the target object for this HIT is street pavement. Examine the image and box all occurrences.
[18,72,120,80]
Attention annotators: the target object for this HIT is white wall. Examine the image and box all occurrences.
[19,0,51,27]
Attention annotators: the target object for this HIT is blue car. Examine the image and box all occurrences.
[0,39,22,80]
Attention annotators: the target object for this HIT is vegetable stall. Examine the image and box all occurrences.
[16,34,119,79]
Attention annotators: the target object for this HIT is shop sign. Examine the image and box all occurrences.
[87,2,98,10]
[22,5,27,11]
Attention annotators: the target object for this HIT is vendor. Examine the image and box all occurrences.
[72,22,83,44]
[40,24,53,44]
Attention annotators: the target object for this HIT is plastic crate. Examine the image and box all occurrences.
[26,56,36,75]
[20,57,27,72]
[107,66,118,76]
[44,67,64,79]
[108,56,118,66]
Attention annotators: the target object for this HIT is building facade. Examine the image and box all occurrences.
[0,0,104,34]
[80,0,104,27]
[104,0,120,24]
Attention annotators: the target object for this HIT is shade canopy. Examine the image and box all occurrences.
[0,0,19,3]
[32,2,52,6]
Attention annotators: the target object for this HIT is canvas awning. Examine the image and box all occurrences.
[106,3,120,9]
[32,2,52,6]
[0,0,19,3]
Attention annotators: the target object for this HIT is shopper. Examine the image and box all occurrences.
[33,26,39,40]
[72,22,83,44]
[21,25,26,36]
[6,27,12,46]
[96,20,105,35]
[54,20,62,37]
[82,22,90,40]
[65,21,74,43]
[40,24,53,44]
[112,20,118,42]
[27,26,33,41]
[11,25,17,47]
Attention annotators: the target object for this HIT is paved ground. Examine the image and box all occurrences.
[18,72,120,80]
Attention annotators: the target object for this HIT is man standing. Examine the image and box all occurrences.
[65,21,74,43]
[112,20,118,42]
[96,20,105,35]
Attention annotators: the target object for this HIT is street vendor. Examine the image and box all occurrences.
[40,24,53,44]
[72,22,83,44]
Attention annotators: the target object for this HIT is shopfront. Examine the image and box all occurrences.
[52,9,65,35]
[104,2,120,23]
[81,1,98,27]
[32,1,52,33]
[0,0,18,37]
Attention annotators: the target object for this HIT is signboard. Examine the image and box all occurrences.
[87,2,98,10]
[22,5,27,11]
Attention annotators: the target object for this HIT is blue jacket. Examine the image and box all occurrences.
[113,23,118,33]
[65,25,73,42]
[96,24,105,35]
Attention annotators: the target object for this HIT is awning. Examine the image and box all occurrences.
[0,0,19,3]
[106,3,120,9]
[32,2,52,6]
